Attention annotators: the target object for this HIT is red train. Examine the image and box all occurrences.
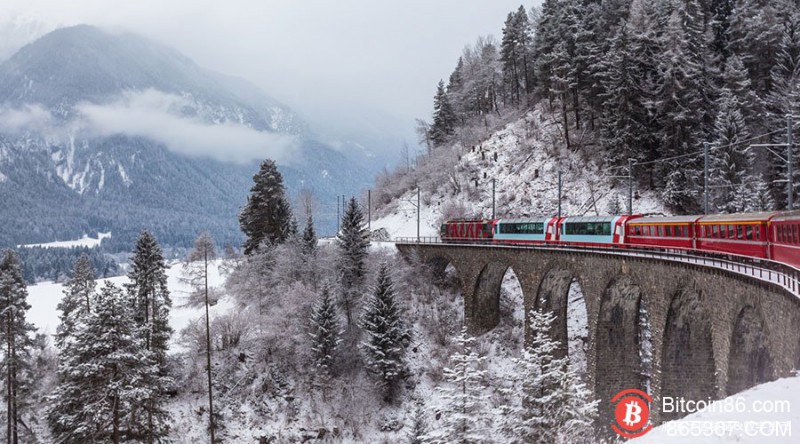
[440,211,800,269]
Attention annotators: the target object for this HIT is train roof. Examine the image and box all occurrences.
[770,210,800,222]
[697,211,781,224]
[629,215,702,224]
[562,216,618,223]
[498,217,552,223]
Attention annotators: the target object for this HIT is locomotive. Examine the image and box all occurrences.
[440,211,800,269]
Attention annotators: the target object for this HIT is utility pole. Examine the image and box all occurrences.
[557,169,562,218]
[628,158,634,215]
[789,114,794,210]
[704,142,710,214]
[492,178,496,219]
[203,248,215,444]
[336,196,340,235]
[367,189,371,234]
[417,188,421,243]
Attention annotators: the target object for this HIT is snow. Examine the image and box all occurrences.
[370,194,440,240]
[19,231,111,248]
[26,259,233,351]
[631,375,800,443]
[371,107,669,243]
[0,170,6,182]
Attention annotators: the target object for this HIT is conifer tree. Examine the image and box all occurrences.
[360,263,410,402]
[48,283,161,444]
[407,401,428,444]
[426,327,492,444]
[239,159,293,254]
[0,250,36,444]
[310,285,342,376]
[55,254,96,349]
[499,309,598,444]
[429,80,457,147]
[336,197,370,325]
[125,231,173,443]
[301,213,318,259]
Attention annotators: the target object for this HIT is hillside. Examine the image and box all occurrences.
[372,106,668,238]
[0,25,371,250]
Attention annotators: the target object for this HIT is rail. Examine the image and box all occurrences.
[394,237,800,298]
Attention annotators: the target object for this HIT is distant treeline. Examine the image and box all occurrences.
[13,246,120,284]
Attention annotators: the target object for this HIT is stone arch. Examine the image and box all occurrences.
[533,268,589,374]
[471,261,511,334]
[425,254,460,288]
[660,283,716,420]
[726,305,774,395]
[498,267,525,332]
[595,275,649,426]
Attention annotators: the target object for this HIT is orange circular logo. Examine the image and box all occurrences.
[611,389,653,438]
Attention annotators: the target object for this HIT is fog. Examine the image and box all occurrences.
[0,0,537,156]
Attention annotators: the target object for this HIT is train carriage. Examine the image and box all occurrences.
[625,215,701,250]
[557,215,634,245]
[769,211,800,268]
[440,219,497,242]
[493,217,555,244]
[694,212,777,259]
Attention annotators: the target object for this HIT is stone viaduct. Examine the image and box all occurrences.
[395,242,800,424]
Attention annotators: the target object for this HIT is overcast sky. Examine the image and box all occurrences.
[0,0,538,148]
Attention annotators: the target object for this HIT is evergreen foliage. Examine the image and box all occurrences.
[301,213,318,259]
[47,282,166,443]
[55,254,97,349]
[310,284,342,376]
[360,263,410,402]
[336,197,370,325]
[425,327,492,444]
[0,250,37,444]
[498,309,597,444]
[125,231,173,443]
[239,159,293,254]
[429,80,457,147]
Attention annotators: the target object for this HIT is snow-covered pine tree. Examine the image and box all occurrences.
[429,80,457,147]
[239,159,293,254]
[309,284,342,376]
[0,250,37,444]
[55,254,96,349]
[182,231,217,443]
[47,282,161,443]
[426,327,492,444]
[498,309,598,444]
[301,213,318,259]
[360,263,410,402]
[407,401,428,444]
[125,231,173,443]
[336,197,370,326]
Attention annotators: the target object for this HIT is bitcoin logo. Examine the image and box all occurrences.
[611,389,652,438]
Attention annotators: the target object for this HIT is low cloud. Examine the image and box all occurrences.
[0,90,299,164]
[0,104,55,134]
[75,89,299,164]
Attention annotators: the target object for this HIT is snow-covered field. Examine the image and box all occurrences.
[19,231,112,249]
[27,259,233,350]
[631,376,800,443]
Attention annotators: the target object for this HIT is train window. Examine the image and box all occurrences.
[745,225,753,240]
[564,222,611,236]
[502,222,545,235]
[712,225,719,238]
[737,225,744,240]
[634,226,641,236]
[666,226,673,237]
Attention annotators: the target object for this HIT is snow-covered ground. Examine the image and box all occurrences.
[27,259,233,350]
[19,231,112,248]
[631,375,799,443]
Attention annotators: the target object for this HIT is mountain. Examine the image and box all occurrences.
[0,25,371,251]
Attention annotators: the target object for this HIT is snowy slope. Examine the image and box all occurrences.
[19,231,111,248]
[372,107,668,240]
[26,259,233,349]
[631,375,799,443]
